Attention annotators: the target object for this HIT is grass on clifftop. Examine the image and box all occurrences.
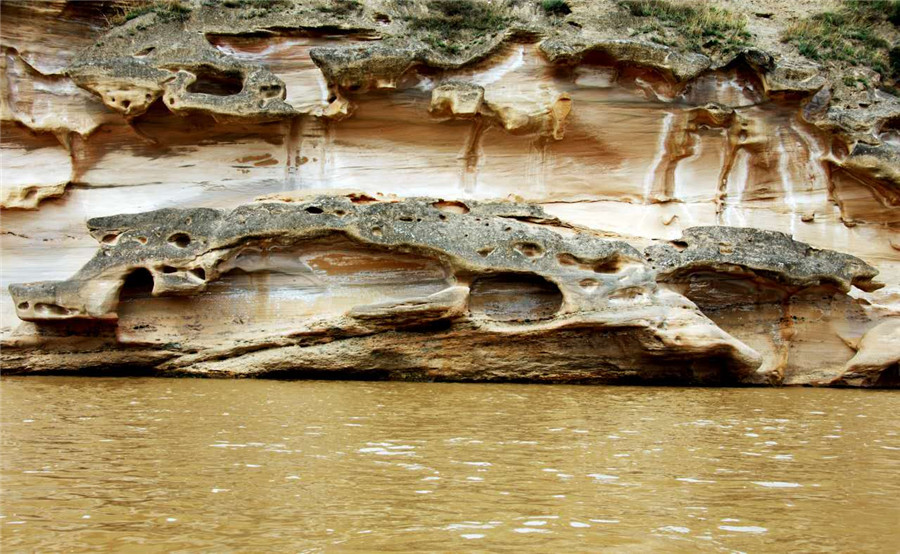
[621,0,750,55]
[112,0,192,25]
[783,0,899,86]
[541,0,571,17]
[401,0,513,56]
[315,0,364,16]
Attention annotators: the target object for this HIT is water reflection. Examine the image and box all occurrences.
[2,379,898,551]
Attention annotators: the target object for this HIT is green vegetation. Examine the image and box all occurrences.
[783,0,899,85]
[197,0,291,20]
[621,0,750,54]
[847,0,900,26]
[220,0,277,7]
[843,75,871,89]
[404,0,512,56]
[114,0,192,25]
[203,0,289,10]
[315,0,364,16]
[541,0,571,17]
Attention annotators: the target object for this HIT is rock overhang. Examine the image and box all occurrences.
[6,194,887,384]
[645,226,882,293]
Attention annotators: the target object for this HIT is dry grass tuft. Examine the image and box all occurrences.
[621,0,751,54]
[784,0,899,86]
[397,0,514,56]
[110,0,192,26]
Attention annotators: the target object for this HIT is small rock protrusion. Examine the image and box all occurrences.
[429,82,484,119]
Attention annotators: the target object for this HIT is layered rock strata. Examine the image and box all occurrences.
[2,194,895,386]
[2,0,899,386]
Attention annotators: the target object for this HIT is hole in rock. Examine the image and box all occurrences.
[17,302,29,310]
[120,268,155,300]
[579,49,622,70]
[514,242,544,258]
[349,193,379,204]
[168,233,191,248]
[874,363,900,387]
[189,268,206,280]
[102,233,120,244]
[185,67,244,96]
[477,246,495,257]
[305,206,324,214]
[557,253,577,266]
[34,303,72,316]
[375,12,391,24]
[469,273,563,321]
[134,46,155,57]
[579,278,600,292]
[432,200,470,214]
[594,254,629,273]
[670,240,688,251]
[259,84,282,99]
[161,265,178,274]
[609,286,646,301]
[371,227,383,237]
[137,236,148,245]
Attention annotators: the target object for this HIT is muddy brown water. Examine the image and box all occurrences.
[1,378,898,552]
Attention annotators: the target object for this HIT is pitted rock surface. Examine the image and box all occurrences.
[11,196,650,321]
[6,195,772,384]
[645,227,881,293]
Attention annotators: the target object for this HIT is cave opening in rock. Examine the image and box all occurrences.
[469,273,563,321]
[186,66,244,96]
[120,268,155,300]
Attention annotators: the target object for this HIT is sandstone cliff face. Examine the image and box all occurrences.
[2,0,898,386]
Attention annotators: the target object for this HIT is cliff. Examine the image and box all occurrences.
[2,0,899,386]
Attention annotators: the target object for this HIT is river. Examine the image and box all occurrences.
[1,378,898,552]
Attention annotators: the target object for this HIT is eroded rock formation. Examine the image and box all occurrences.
[2,0,898,386]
